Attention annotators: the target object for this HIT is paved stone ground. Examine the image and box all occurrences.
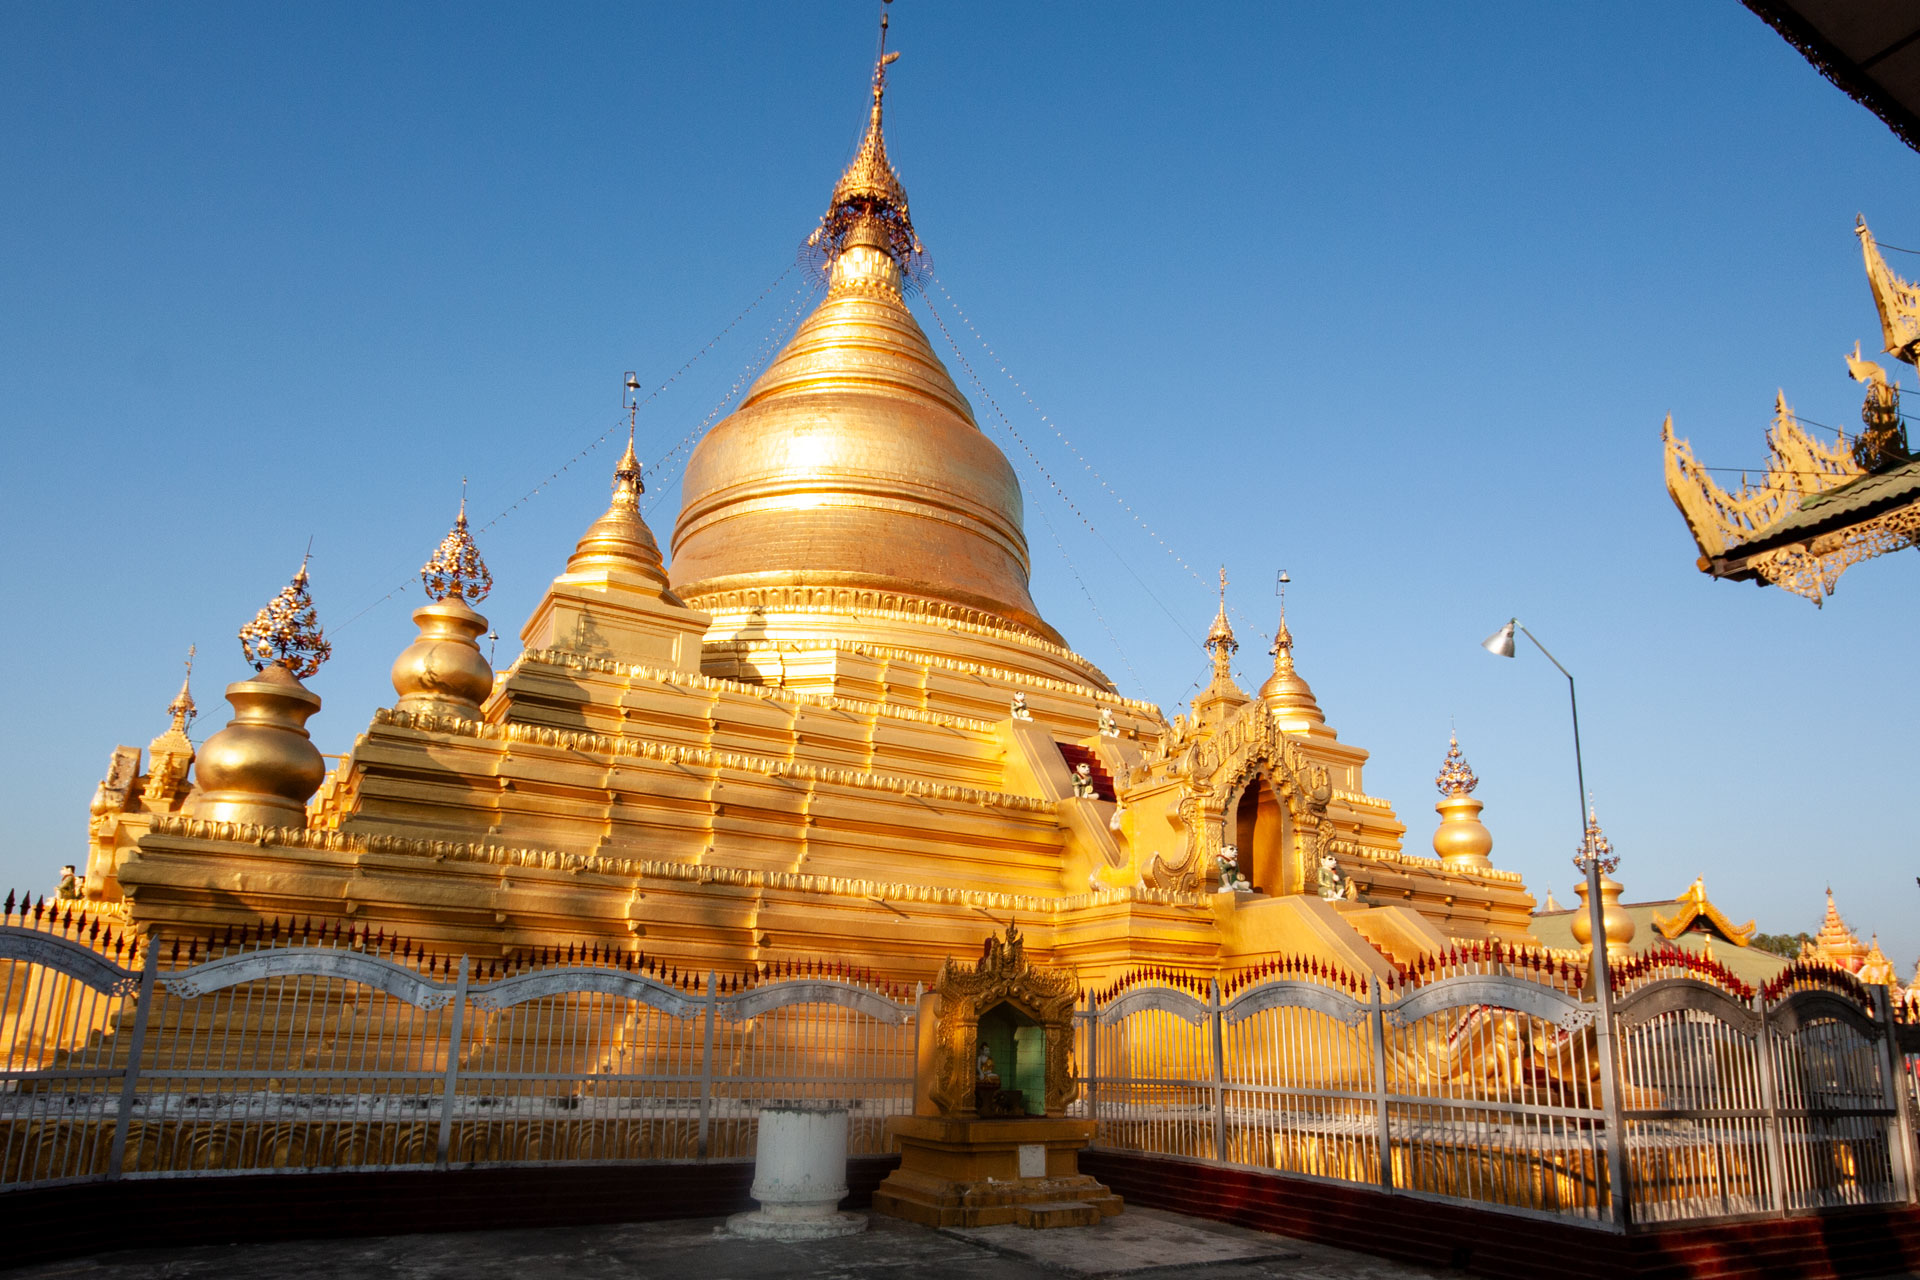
[11,1206,1462,1280]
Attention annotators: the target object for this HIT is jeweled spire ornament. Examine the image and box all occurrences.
[1205,568,1237,670]
[1191,568,1249,721]
[1572,804,1619,875]
[393,492,497,717]
[421,486,493,604]
[165,644,198,733]
[194,564,330,828]
[1431,733,1491,870]
[1570,810,1634,960]
[809,7,920,274]
[1434,734,1478,796]
[238,558,332,678]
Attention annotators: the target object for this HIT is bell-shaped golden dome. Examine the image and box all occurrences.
[1257,608,1325,729]
[669,51,1054,644]
[572,434,668,585]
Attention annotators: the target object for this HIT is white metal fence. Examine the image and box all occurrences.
[1,911,1916,1235]
[1076,952,1920,1230]
[0,922,915,1188]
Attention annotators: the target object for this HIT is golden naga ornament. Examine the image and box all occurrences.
[238,560,331,678]
[1664,216,1920,604]
[421,498,493,604]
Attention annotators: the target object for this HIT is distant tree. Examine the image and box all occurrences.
[1750,931,1814,958]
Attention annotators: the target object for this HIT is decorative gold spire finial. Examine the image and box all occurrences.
[810,6,920,273]
[238,557,331,679]
[421,488,493,604]
[166,644,198,732]
[1270,569,1293,655]
[1572,804,1619,874]
[1205,567,1237,655]
[1431,731,1491,869]
[1434,732,1479,797]
[561,372,669,585]
[1257,569,1324,727]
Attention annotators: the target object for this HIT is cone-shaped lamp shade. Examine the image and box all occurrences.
[1482,620,1517,658]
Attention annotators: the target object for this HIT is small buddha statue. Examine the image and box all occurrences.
[976,1045,999,1088]
[1098,707,1118,737]
[1011,692,1032,721]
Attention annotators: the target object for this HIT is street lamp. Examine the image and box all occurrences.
[1483,616,1630,1225]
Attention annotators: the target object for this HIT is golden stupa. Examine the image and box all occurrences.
[75,33,1540,988]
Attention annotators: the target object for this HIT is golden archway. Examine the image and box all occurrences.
[1148,702,1334,895]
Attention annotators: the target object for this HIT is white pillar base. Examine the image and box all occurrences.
[725,1103,867,1240]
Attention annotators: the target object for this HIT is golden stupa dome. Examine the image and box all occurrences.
[669,46,1055,644]
[571,433,668,585]
[1257,609,1325,728]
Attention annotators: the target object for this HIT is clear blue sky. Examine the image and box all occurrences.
[2,3,1914,966]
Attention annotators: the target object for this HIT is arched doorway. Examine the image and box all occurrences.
[1230,770,1292,895]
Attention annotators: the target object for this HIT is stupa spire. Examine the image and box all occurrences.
[1257,571,1324,728]
[140,645,199,809]
[566,377,667,586]
[394,493,496,718]
[1431,732,1491,870]
[811,7,919,278]
[1204,567,1237,675]
[165,644,198,734]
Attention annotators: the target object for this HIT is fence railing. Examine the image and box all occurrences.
[1076,956,1920,1231]
[0,926,916,1189]
[1,915,1916,1236]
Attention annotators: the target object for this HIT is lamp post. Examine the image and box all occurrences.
[1482,617,1630,1225]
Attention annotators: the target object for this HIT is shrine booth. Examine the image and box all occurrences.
[872,927,1121,1228]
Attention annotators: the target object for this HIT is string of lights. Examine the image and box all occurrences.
[1032,500,1145,696]
[643,274,823,519]
[921,288,1203,650]
[930,272,1210,589]
[333,261,803,633]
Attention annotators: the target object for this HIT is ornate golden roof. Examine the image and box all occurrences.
[670,44,1056,645]
[1805,887,1871,971]
[1650,876,1756,946]
[1859,933,1900,988]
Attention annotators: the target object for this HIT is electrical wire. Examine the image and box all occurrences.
[332,261,803,632]
[920,287,1204,649]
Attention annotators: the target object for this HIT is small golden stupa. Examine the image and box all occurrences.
[74,21,1542,988]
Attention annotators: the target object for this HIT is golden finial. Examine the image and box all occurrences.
[811,5,919,271]
[1572,804,1618,874]
[166,644,198,732]
[420,484,494,604]
[1205,567,1237,654]
[1269,569,1293,658]
[1434,732,1479,797]
[238,556,332,679]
